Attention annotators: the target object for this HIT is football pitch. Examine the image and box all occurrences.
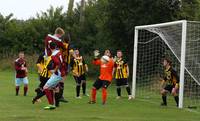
[0,71,200,121]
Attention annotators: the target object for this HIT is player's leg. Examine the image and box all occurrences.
[116,79,121,99]
[15,78,21,96]
[160,85,171,106]
[74,76,81,98]
[102,81,110,105]
[123,79,132,100]
[58,76,68,102]
[89,79,102,104]
[54,85,61,107]
[32,77,48,104]
[81,74,87,96]
[43,74,62,109]
[172,87,179,107]
[23,77,29,96]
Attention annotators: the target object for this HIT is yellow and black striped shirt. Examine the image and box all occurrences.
[70,56,86,76]
[36,54,52,78]
[164,66,179,86]
[60,42,73,65]
[114,58,128,79]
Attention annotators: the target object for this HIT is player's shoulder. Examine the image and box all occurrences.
[170,67,177,73]
[15,58,20,62]
[47,34,62,42]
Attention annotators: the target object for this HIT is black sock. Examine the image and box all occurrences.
[16,86,19,96]
[126,86,131,95]
[76,85,81,97]
[55,92,60,107]
[117,88,121,96]
[59,82,64,98]
[33,90,45,104]
[82,82,86,95]
[162,95,167,105]
[174,96,179,106]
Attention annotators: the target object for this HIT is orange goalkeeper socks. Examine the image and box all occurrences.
[102,88,107,104]
[91,88,96,102]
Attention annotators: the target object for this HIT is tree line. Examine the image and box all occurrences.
[0,0,200,74]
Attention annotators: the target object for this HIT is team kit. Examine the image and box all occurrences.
[14,27,179,110]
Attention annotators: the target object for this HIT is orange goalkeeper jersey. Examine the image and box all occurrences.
[92,58,114,82]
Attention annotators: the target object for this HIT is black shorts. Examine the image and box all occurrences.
[164,85,174,93]
[73,74,86,84]
[39,76,49,88]
[93,79,111,90]
[116,78,129,87]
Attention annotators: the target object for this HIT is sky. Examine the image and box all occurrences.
[0,0,81,20]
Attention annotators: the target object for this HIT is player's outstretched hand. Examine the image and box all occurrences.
[94,50,100,58]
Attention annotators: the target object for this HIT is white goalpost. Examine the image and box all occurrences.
[132,20,200,109]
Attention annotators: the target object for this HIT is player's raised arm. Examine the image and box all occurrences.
[92,50,101,65]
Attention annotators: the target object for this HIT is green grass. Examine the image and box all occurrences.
[0,71,200,121]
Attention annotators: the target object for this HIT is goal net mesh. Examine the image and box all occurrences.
[136,21,200,108]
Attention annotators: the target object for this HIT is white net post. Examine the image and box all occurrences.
[179,20,187,108]
[132,28,138,98]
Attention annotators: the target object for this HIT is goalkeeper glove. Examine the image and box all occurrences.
[175,83,179,89]
[94,50,100,58]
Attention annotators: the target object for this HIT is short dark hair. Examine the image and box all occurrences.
[117,50,122,53]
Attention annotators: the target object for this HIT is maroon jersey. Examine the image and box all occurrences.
[44,34,64,56]
[51,50,65,77]
[15,58,27,78]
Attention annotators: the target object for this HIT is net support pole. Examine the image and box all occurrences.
[179,20,187,108]
[132,28,138,98]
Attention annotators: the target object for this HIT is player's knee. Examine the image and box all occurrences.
[76,83,81,86]
[116,86,121,89]
[125,85,129,88]
[24,84,28,87]
[161,90,166,95]
[43,85,48,90]
[92,87,97,90]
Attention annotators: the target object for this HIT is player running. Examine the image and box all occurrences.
[70,49,88,98]
[14,51,29,96]
[113,50,132,100]
[88,50,114,105]
[160,58,179,107]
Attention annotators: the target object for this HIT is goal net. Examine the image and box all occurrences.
[132,20,200,108]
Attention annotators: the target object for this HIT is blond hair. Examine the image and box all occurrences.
[55,27,65,35]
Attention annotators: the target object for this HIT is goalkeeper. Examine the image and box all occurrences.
[160,58,179,107]
[88,50,114,105]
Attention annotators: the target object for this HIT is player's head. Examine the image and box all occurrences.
[163,58,172,67]
[74,49,80,56]
[104,49,111,57]
[117,50,123,58]
[101,55,110,64]
[55,27,65,37]
[49,42,57,50]
[19,51,24,59]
